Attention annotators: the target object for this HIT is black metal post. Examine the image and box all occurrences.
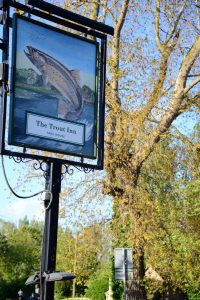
[40,161,62,300]
[123,249,128,300]
[97,36,107,167]
[0,0,9,153]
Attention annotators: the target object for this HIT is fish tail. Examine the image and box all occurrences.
[65,99,84,121]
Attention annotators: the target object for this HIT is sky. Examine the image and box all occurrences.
[0,155,45,224]
[0,155,112,229]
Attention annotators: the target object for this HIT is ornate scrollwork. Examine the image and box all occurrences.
[9,156,48,179]
[62,164,74,179]
[9,156,95,181]
[32,160,49,179]
[62,163,94,179]
[9,156,33,164]
[74,166,94,173]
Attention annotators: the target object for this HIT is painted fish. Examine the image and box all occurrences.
[24,46,83,120]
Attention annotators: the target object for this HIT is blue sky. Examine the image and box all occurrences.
[0,156,45,224]
[0,155,112,228]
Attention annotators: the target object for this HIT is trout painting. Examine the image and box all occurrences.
[24,46,84,121]
[9,14,98,158]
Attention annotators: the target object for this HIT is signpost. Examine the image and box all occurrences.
[114,248,133,300]
[0,1,114,299]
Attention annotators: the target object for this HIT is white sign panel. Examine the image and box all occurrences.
[114,248,133,281]
[26,113,85,146]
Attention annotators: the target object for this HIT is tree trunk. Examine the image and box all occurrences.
[162,288,189,300]
[126,251,147,300]
[126,283,147,300]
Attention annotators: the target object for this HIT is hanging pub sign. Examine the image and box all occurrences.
[9,14,99,159]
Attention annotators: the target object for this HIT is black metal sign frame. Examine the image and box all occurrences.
[0,0,111,170]
[9,14,99,160]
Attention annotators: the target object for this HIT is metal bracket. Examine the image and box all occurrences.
[25,271,75,285]
[0,62,8,82]
[0,41,6,50]
[9,156,50,179]
[62,163,94,179]
[0,0,4,10]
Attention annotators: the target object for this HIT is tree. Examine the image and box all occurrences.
[0,218,43,299]
[56,222,111,297]
[54,0,199,298]
[142,128,200,298]
[103,1,200,299]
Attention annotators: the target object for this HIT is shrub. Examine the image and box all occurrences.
[85,270,109,300]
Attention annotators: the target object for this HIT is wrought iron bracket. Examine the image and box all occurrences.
[9,156,49,179]
[62,163,94,179]
[9,156,95,181]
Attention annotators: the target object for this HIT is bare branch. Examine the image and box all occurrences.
[166,2,186,45]
[141,51,172,122]
[184,76,200,94]
[114,0,130,37]
[111,0,130,103]
[89,0,100,21]
[188,73,200,77]
[156,1,186,52]
[147,118,159,124]
[175,35,200,92]
[101,0,108,23]
[87,0,115,22]
[101,3,115,22]
[178,93,200,113]
[110,0,121,13]
[130,35,200,184]
[160,82,175,97]
[171,125,193,146]
[155,0,164,52]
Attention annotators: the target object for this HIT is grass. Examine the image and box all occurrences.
[16,82,59,97]
[61,298,91,300]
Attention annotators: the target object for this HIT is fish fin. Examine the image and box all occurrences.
[58,98,69,119]
[42,73,49,86]
[71,69,81,86]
